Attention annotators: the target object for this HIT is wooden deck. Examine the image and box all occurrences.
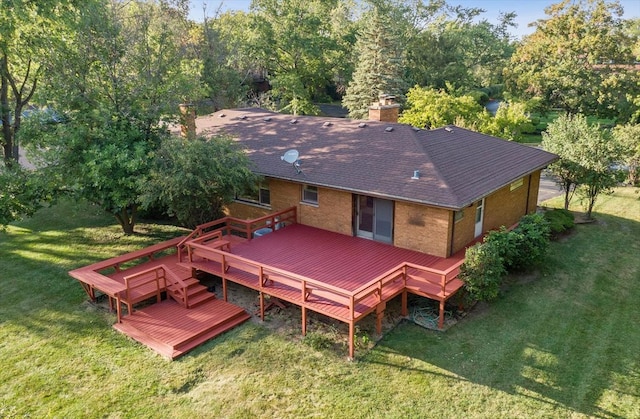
[180,211,466,358]
[69,236,251,359]
[114,298,250,359]
[70,206,467,359]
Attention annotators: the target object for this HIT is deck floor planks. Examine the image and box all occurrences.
[104,223,464,358]
[114,298,250,358]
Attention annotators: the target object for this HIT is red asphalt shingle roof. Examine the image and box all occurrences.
[196,108,558,210]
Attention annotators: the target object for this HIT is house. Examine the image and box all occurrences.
[195,99,558,259]
[69,100,558,359]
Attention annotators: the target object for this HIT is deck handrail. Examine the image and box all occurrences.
[185,239,465,320]
[177,206,298,262]
[122,265,167,311]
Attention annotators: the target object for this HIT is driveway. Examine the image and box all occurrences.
[538,171,563,204]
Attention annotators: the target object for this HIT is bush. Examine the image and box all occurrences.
[543,209,575,236]
[509,213,551,270]
[459,242,506,302]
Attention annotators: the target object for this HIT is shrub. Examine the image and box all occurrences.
[459,242,506,302]
[509,213,551,270]
[484,227,518,269]
[543,209,575,237]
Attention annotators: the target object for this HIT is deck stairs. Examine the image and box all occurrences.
[114,266,250,359]
[164,269,215,309]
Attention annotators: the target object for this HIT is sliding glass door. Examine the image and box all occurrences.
[356,195,393,243]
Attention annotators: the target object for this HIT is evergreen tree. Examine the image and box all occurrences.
[342,5,406,119]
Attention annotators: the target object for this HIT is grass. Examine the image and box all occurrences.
[1,190,639,418]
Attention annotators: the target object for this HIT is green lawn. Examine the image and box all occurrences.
[1,190,639,418]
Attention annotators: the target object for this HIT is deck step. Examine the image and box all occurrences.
[113,320,174,358]
[114,299,250,359]
[173,310,251,357]
[187,287,216,308]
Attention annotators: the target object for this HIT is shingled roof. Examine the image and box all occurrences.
[196,108,557,210]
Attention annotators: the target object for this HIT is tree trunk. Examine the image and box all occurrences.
[1,56,15,165]
[114,205,137,235]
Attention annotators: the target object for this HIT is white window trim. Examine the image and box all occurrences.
[301,184,318,205]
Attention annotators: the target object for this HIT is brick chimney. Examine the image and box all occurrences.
[179,103,196,140]
[368,94,400,123]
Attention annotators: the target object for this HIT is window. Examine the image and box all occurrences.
[454,210,464,222]
[301,185,318,205]
[237,181,270,206]
[510,178,524,191]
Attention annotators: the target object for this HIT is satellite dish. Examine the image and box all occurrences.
[281,149,299,164]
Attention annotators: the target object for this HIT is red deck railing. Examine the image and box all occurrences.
[183,226,466,358]
[177,206,297,262]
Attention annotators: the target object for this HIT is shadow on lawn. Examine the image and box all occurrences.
[364,214,640,418]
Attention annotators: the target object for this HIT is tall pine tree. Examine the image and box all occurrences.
[342,5,406,119]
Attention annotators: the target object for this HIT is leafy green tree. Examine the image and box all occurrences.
[342,3,407,119]
[542,113,622,218]
[478,102,535,141]
[505,0,640,121]
[0,164,56,228]
[0,0,75,165]
[248,0,353,115]
[23,0,201,234]
[406,4,516,92]
[399,86,483,128]
[141,135,257,229]
[613,123,640,184]
[201,10,253,109]
[542,114,592,210]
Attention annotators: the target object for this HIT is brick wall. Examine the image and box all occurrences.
[484,174,533,231]
[394,201,451,257]
[226,179,353,235]
[298,187,353,235]
[527,171,541,213]
[451,205,476,255]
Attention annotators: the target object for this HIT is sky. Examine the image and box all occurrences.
[188,0,640,38]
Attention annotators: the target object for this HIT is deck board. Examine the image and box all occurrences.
[114,298,250,359]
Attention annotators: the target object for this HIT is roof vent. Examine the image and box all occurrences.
[263,117,272,122]
[219,113,226,118]
[412,127,421,132]
[239,115,247,120]
[444,126,453,132]
[385,126,394,132]
[358,122,367,128]
[323,121,333,127]
[290,119,298,124]
[411,170,420,180]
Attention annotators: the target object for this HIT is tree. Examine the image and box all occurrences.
[505,0,640,122]
[200,10,253,110]
[542,113,622,218]
[478,101,535,141]
[542,114,593,210]
[0,0,76,165]
[342,3,407,119]
[22,0,201,235]
[398,86,484,129]
[612,123,640,184]
[0,164,55,228]
[406,4,516,92]
[141,135,257,228]
[248,0,354,115]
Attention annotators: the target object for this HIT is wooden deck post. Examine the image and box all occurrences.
[259,292,265,321]
[348,322,355,359]
[222,278,228,301]
[375,302,386,335]
[438,300,445,329]
[401,290,408,317]
[301,307,307,335]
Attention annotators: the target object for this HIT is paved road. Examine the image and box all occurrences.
[538,171,563,204]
